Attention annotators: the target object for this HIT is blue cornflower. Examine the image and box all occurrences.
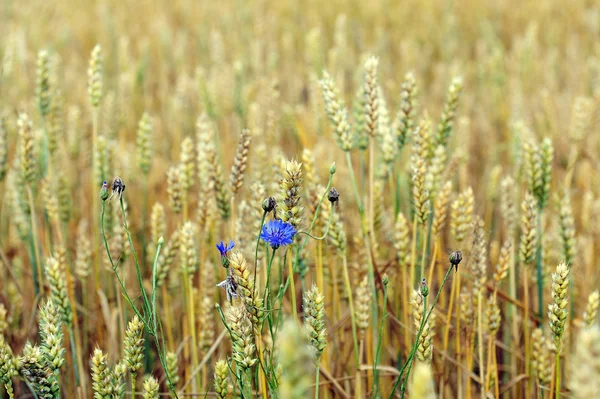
[216,240,235,267]
[260,219,296,249]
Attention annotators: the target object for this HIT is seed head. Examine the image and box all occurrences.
[124,315,145,374]
[88,45,103,107]
[328,187,340,205]
[449,250,462,270]
[262,196,277,213]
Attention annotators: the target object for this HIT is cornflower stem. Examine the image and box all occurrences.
[101,202,145,326]
[294,171,334,292]
[441,258,458,376]
[161,285,175,351]
[390,264,455,399]
[341,254,360,366]
[102,199,178,398]
[120,197,151,309]
[256,338,269,399]
[253,210,267,301]
[399,294,426,398]
[26,186,43,295]
[262,247,277,329]
[114,273,125,352]
[288,248,298,321]
[316,240,323,302]
[295,209,334,241]
[372,281,389,399]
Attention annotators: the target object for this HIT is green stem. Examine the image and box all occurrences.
[315,364,321,399]
[295,209,333,241]
[389,264,455,399]
[400,294,427,397]
[27,187,42,296]
[27,237,40,296]
[131,373,136,398]
[555,352,560,399]
[253,210,268,300]
[67,327,80,385]
[101,201,145,323]
[119,197,151,315]
[262,247,278,331]
[372,281,389,398]
[293,172,334,273]
[535,211,544,319]
[345,152,365,215]
[102,200,178,398]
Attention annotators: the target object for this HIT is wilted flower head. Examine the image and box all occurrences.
[109,176,126,200]
[328,187,340,205]
[449,250,462,271]
[260,219,296,249]
[216,275,238,302]
[262,196,277,213]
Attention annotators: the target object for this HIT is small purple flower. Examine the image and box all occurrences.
[260,219,296,249]
[100,181,109,201]
[216,240,235,267]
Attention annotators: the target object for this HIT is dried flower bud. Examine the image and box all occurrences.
[110,176,126,200]
[449,250,462,270]
[262,196,277,213]
[328,187,340,204]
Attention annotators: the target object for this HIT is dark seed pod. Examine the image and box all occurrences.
[262,196,277,213]
[110,176,126,200]
[328,187,340,205]
[449,250,462,271]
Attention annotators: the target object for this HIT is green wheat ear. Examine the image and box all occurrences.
[142,375,159,399]
[304,285,327,359]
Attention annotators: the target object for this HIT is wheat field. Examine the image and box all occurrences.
[0,0,599,398]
